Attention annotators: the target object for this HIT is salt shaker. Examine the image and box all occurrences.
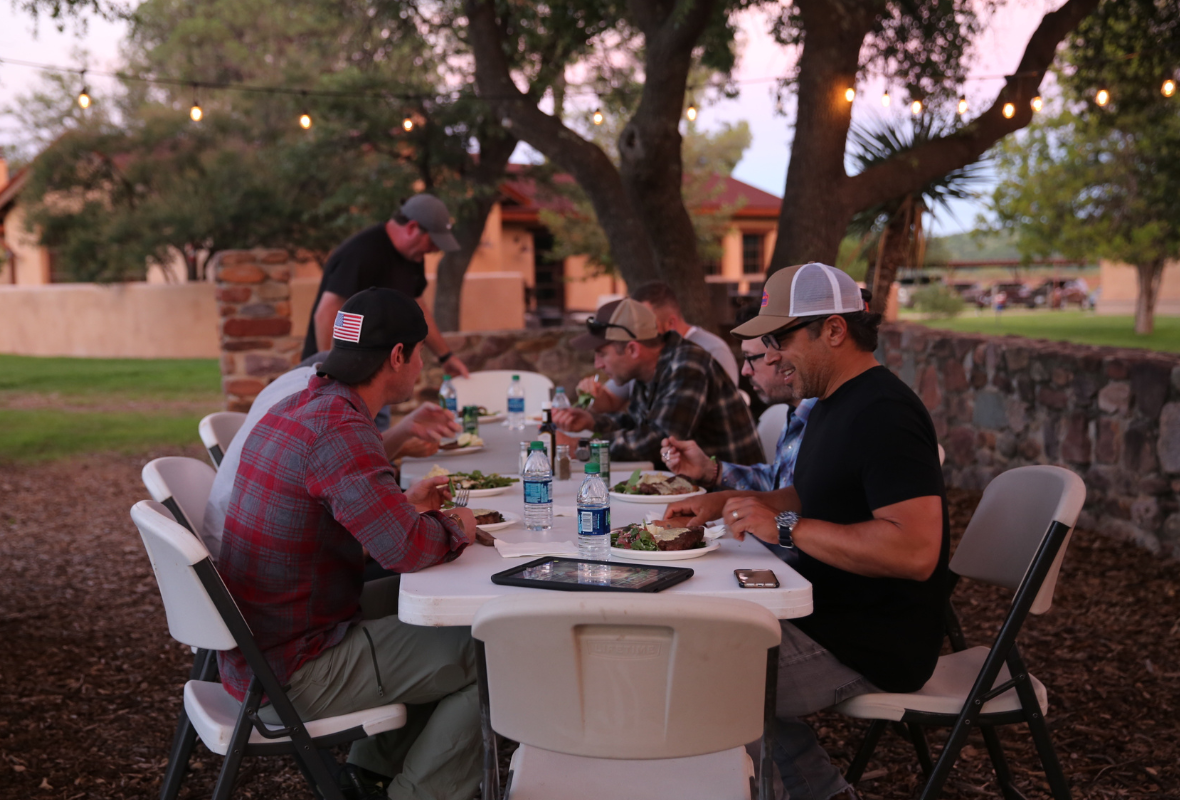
[555,444,571,480]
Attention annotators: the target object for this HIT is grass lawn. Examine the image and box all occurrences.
[0,354,222,463]
[911,310,1180,353]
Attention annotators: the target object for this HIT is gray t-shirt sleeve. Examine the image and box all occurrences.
[685,327,740,386]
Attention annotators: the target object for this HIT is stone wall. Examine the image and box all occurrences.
[879,322,1180,558]
[213,249,304,411]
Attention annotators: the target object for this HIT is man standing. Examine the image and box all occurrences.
[576,281,740,413]
[552,298,761,467]
[303,194,470,378]
[222,288,481,800]
[668,263,949,800]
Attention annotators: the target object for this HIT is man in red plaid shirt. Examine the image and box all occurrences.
[219,287,479,799]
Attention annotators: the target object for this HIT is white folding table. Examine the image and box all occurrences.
[399,423,812,626]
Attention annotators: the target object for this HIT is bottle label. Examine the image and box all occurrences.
[578,507,610,536]
[523,479,551,504]
[508,398,525,413]
[444,398,457,413]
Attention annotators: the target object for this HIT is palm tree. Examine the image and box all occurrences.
[845,116,990,314]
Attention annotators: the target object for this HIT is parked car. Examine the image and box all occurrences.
[979,282,1032,309]
[896,273,939,308]
[1026,279,1091,309]
[949,282,987,306]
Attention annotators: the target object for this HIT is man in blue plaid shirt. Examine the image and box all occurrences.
[552,298,762,468]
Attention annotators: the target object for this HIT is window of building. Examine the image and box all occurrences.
[742,233,764,275]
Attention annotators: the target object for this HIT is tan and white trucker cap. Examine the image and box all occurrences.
[571,298,661,350]
[731,262,865,339]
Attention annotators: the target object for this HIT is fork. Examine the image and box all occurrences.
[452,486,471,508]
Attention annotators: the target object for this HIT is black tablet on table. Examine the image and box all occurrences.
[491,557,693,593]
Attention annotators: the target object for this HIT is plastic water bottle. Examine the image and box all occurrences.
[506,374,526,430]
[577,462,610,561]
[552,386,571,410]
[438,375,457,414]
[522,441,553,531]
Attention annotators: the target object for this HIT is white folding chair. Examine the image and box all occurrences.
[142,457,217,541]
[451,370,554,417]
[757,404,790,464]
[130,501,407,800]
[472,593,782,800]
[198,412,248,468]
[836,465,1086,800]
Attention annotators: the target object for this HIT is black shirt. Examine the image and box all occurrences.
[791,365,950,693]
[302,224,428,358]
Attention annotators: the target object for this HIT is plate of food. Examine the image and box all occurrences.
[470,509,520,532]
[425,467,519,497]
[609,521,719,561]
[437,432,485,455]
[609,470,705,504]
[474,406,505,423]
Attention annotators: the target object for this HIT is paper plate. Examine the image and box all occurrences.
[465,484,515,498]
[474,511,521,532]
[609,541,721,561]
[609,470,705,504]
[479,413,506,423]
[433,445,486,457]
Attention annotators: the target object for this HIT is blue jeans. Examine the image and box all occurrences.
[762,622,876,800]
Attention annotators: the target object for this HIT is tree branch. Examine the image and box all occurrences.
[845,0,1101,211]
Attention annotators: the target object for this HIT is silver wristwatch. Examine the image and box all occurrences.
[775,511,800,549]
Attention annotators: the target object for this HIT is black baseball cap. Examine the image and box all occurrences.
[318,288,429,384]
[400,194,460,253]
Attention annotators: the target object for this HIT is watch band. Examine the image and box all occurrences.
[437,351,454,364]
[775,511,799,549]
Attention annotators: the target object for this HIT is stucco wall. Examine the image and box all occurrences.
[1,204,51,286]
[1097,259,1180,316]
[0,282,219,357]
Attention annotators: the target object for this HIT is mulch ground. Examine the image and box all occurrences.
[1,446,1178,800]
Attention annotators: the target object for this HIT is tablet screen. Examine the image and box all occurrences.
[520,559,667,590]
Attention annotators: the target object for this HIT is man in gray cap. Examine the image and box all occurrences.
[302,193,470,378]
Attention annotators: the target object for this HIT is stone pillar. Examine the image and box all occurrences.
[213,249,301,412]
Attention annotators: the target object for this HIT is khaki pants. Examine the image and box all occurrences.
[260,616,481,800]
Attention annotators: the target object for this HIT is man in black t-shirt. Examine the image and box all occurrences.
[668,262,949,800]
[302,194,470,378]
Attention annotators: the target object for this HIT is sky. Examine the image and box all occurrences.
[0,1,1061,235]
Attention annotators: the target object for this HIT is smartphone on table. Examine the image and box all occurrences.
[734,568,779,588]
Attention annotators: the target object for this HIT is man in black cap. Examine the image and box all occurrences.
[303,193,470,378]
[221,287,481,800]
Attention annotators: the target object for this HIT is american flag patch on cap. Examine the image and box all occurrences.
[333,311,363,343]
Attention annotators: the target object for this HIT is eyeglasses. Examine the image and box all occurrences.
[586,316,636,340]
[741,352,767,368]
[760,316,827,350]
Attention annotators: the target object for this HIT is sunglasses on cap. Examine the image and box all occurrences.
[586,316,637,340]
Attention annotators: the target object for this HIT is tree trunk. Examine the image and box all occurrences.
[771,0,1100,274]
[1134,260,1164,336]
[465,0,662,292]
[433,128,518,332]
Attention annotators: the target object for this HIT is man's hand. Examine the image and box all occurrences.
[660,435,712,481]
[406,475,452,512]
[442,507,477,544]
[403,402,460,442]
[576,377,626,414]
[665,491,737,528]
[552,407,595,433]
[441,354,470,378]
[394,437,440,459]
[722,496,781,544]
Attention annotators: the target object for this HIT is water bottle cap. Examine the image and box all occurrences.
[584,462,600,474]
[512,374,520,380]
[529,441,545,450]
[555,387,565,393]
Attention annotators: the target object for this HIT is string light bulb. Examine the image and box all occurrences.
[1095,88,1110,106]
[402,116,414,132]
[1031,95,1043,112]
[910,99,923,115]
[299,112,312,130]
[956,96,968,115]
[1164,79,1177,98]
[189,84,202,122]
[1002,102,1016,119]
[844,87,855,102]
[77,70,91,109]
[686,100,697,121]
[592,108,604,125]
[881,90,890,107]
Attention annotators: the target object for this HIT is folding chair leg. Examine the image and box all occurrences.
[160,648,218,800]
[1008,649,1071,800]
[906,723,934,778]
[845,719,887,784]
[475,641,500,800]
[979,725,1023,800]
[918,717,972,800]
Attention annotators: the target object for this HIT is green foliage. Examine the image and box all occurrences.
[912,283,964,317]
[836,236,870,281]
[0,408,210,462]
[0,354,220,398]
[919,311,1180,354]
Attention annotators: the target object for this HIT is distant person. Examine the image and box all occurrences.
[577,282,740,413]
[552,298,761,467]
[993,289,1007,319]
[302,194,470,379]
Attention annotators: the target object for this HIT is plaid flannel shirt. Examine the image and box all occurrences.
[719,398,816,491]
[216,375,468,701]
[594,333,762,466]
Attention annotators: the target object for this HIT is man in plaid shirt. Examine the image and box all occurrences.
[553,298,761,468]
[219,287,480,800]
